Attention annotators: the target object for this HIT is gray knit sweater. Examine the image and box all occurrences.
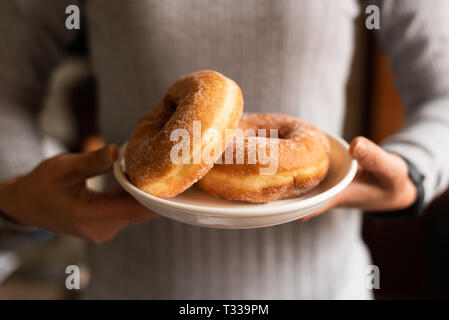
[1,0,449,299]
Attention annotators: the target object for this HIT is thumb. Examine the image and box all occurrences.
[349,136,403,182]
[67,144,119,182]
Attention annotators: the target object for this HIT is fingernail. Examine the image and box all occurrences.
[353,140,368,158]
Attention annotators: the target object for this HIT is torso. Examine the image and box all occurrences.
[84,0,370,299]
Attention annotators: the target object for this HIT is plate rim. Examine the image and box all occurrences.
[113,132,357,217]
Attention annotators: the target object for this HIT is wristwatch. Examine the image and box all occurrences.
[0,209,19,224]
[369,156,425,220]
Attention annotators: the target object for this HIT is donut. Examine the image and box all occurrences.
[125,70,243,198]
[197,113,330,203]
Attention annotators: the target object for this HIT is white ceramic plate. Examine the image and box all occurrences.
[114,133,357,229]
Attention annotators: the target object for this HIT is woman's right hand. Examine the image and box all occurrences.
[0,144,157,243]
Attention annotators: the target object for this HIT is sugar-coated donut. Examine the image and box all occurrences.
[197,113,330,203]
[125,70,243,198]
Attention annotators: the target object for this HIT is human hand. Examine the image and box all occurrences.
[0,144,157,242]
[299,136,418,222]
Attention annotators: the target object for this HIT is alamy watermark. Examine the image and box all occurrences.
[169,121,279,175]
[365,5,380,30]
[65,5,80,30]
[65,4,380,31]
[65,264,80,290]
[366,264,380,290]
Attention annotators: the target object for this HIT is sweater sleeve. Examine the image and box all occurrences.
[365,0,449,204]
[0,0,79,183]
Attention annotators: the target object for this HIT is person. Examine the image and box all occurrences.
[1,0,448,299]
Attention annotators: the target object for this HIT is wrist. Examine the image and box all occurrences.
[402,156,425,215]
[370,156,425,220]
[0,177,47,234]
[0,177,22,223]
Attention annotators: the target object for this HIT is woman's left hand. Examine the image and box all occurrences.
[299,136,418,222]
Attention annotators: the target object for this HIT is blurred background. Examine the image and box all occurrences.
[0,13,448,300]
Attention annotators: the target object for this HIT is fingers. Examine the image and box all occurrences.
[349,137,405,184]
[297,200,335,222]
[297,187,347,222]
[65,144,119,183]
[102,194,158,226]
[72,189,158,243]
[84,188,158,226]
[298,137,416,223]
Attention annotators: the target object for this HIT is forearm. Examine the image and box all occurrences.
[0,101,44,183]
[369,0,449,205]
[0,101,43,229]
[382,98,449,204]
[0,0,80,182]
